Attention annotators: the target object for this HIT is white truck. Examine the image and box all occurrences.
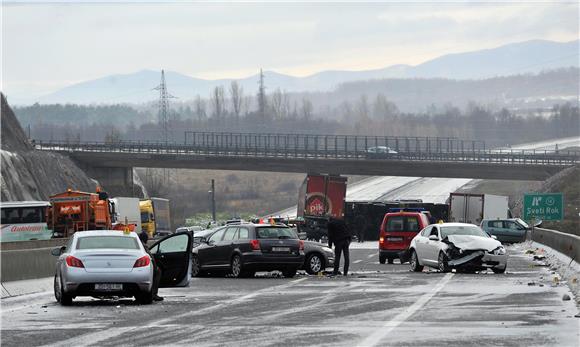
[110,197,142,232]
[448,193,509,225]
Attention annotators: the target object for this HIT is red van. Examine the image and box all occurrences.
[379,211,430,264]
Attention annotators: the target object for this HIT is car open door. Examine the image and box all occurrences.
[149,232,192,287]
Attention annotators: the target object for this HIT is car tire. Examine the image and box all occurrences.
[438,252,450,273]
[282,268,297,278]
[135,290,153,305]
[305,253,325,275]
[387,258,394,264]
[191,255,203,277]
[492,266,506,274]
[54,274,72,306]
[230,254,243,278]
[379,254,387,264]
[410,250,424,272]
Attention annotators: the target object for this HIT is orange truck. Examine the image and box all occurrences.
[47,188,135,238]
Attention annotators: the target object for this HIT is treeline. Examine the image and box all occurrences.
[13,88,579,147]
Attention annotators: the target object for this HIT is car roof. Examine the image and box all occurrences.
[385,211,426,216]
[436,223,479,227]
[73,230,139,238]
[481,218,519,222]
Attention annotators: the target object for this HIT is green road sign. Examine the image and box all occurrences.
[523,193,563,221]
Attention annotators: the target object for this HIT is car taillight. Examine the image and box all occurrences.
[379,237,384,244]
[299,240,304,251]
[65,255,84,268]
[133,255,151,268]
[250,239,261,250]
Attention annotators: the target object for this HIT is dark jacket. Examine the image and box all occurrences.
[327,218,351,248]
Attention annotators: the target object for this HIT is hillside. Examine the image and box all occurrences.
[19,39,579,105]
[0,94,97,200]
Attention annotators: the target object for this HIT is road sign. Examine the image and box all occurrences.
[523,193,564,221]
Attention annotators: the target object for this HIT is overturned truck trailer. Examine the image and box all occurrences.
[297,174,347,241]
[344,200,449,241]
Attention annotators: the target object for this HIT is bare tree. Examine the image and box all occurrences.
[300,98,313,121]
[271,88,284,120]
[210,86,225,120]
[229,81,243,119]
[242,96,253,116]
[194,95,207,121]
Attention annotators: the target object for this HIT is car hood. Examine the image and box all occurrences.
[446,235,501,252]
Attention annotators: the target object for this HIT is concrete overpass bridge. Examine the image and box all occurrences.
[34,132,579,189]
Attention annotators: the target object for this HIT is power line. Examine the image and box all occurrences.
[153,69,176,144]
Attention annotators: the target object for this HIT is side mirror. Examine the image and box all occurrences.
[428,235,439,241]
[533,220,542,228]
[51,246,65,256]
[491,235,498,240]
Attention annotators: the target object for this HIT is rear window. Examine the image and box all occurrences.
[386,216,420,232]
[76,236,140,250]
[256,227,297,239]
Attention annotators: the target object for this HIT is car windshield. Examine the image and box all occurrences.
[256,227,297,239]
[76,236,140,250]
[515,218,529,228]
[440,225,489,239]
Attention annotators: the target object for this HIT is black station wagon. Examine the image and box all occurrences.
[191,224,305,278]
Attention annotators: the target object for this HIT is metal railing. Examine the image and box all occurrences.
[34,136,579,166]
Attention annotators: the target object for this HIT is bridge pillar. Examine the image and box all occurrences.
[75,163,139,197]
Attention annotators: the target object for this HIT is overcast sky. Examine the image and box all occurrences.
[2,1,578,98]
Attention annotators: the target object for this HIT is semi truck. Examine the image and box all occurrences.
[110,197,141,233]
[140,198,171,238]
[47,189,112,238]
[448,193,510,225]
[297,174,347,241]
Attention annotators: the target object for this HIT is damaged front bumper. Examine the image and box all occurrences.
[447,250,507,270]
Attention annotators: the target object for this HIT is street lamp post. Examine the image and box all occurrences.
[209,179,216,222]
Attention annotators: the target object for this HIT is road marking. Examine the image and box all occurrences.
[45,277,308,347]
[353,260,362,264]
[358,273,454,347]
[367,254,375,259]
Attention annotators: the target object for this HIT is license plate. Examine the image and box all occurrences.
[387,237,403,242]
[272,247,290,252]
[95,283,122,291]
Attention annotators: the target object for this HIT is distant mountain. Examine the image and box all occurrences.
[25,39,579,104]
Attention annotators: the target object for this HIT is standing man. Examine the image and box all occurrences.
[327,217,351,276]
[354,214,366,243]
[138,230,164,302]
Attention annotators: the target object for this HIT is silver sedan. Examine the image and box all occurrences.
[52,230,193,305]
[409,223,508,273]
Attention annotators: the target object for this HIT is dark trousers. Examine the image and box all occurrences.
[152,262,161,297]
[333,238,350,275]
[357,229,365,243]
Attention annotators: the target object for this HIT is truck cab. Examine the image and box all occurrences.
[378,210,430,264]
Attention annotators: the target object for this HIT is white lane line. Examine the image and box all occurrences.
[358,273,454,347]
[367,254,376,259]
[46,277,308,347]
[353,260,363,264]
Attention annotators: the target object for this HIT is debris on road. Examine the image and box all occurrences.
[562,294,571,301]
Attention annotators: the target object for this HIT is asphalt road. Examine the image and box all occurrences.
[1,244,578,347]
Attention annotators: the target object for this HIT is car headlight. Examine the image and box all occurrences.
[492,246,506,255]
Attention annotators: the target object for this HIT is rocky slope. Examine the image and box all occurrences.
[1,94,97,200]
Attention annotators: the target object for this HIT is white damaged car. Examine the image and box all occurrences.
[409,223,507,273]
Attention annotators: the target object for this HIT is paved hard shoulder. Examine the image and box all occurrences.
[1,276,53,299]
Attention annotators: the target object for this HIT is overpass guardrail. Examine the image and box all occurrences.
[35,138,579,166]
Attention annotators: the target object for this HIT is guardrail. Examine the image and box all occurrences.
[34,139,580,166]
[1,239,67,282]
[533,228,580,263]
